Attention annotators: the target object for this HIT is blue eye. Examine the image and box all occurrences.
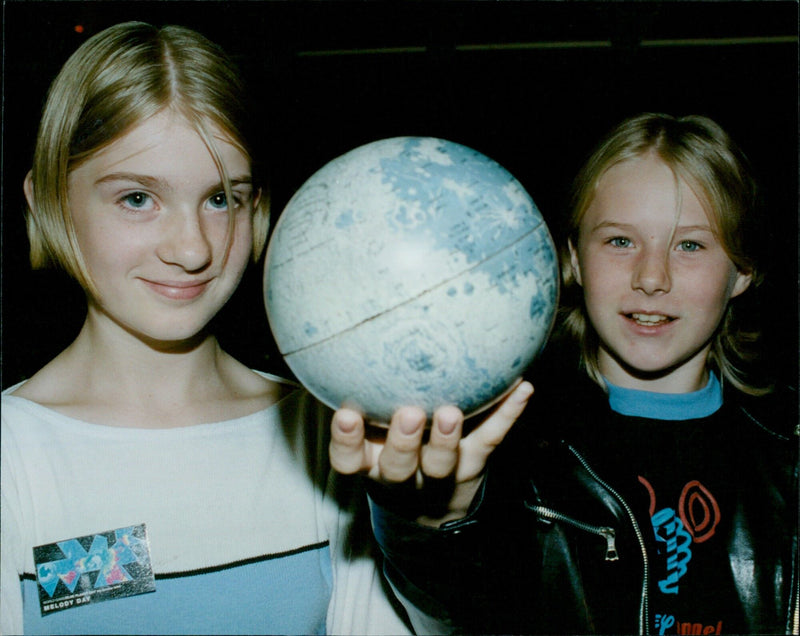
[678,240,702,252]
[609,237,632,248]
[208,193,228,210]
[121,192,151,209]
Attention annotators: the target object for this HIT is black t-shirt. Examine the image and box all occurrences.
[572,379,749,635]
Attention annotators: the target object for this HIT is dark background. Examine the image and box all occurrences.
[2,1,797,389]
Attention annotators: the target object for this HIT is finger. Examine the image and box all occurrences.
[329,408,369,474]
[376,406,427,483]
[420,405,463,479]
[457,380,533,481]
[468,380,533,448]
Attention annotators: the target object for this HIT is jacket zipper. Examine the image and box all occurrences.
[566,444,652,636]
[524,503,620,561]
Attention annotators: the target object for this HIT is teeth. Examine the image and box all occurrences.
[631,313,670,324]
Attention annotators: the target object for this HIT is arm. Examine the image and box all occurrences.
[1,415,25,636]
[329,381,533,633]
[0,492,25,636]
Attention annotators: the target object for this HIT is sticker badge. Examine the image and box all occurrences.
[33,523,155,616]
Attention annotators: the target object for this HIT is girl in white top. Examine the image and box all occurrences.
[1,21,412,635]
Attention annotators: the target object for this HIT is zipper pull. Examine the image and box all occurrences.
[600,527,619,561]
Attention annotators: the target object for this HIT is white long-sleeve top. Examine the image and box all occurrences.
[1,377,409,635]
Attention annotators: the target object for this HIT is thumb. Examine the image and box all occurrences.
[456,380,533,481]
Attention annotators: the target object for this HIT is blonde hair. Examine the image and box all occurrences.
[25,21,270,293]
[560,112,768,395]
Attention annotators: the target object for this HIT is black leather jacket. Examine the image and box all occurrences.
[371,369,799,635]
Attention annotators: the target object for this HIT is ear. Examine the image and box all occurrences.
[730,269,752,298]
[23,170,35,210]
[568,238,583,286]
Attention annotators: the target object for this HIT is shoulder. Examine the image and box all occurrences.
[3,352,76,405]
[728,383,799,442]
[220,352,294,395]
[1,392,31,434]
[1,392,71,471]
[194,352,299,422]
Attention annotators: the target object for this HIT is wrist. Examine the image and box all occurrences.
[416,476,483,527]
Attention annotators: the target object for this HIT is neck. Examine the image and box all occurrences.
[14,307,278,429]
[66,312,228,410]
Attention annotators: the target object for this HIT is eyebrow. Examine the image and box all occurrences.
[588,221,714,234]
[94,172,253,189]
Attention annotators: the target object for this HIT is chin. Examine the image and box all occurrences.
[605,351,683,381]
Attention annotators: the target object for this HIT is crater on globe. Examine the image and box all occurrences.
[264,137,559,423]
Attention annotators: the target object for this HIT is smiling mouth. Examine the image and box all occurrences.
[142,279,210,300]
[627,312,675,326]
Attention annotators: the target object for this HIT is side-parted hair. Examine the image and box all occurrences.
[25,21,271,293]
[560,112,768,395]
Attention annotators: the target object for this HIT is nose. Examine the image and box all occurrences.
[156,209,213,272]
[632,246,671,294]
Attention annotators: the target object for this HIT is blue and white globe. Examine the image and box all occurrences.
[264,137,559,422]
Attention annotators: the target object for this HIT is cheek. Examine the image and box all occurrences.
[198,211,252,266]
[226,214,254,269]
[72,216,128,273]
[579,276,617,329]
[684,262,737,300]
[578,253,617,299]
[678,267,739,328]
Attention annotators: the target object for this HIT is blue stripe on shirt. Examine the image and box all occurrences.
[22,543,332,635]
